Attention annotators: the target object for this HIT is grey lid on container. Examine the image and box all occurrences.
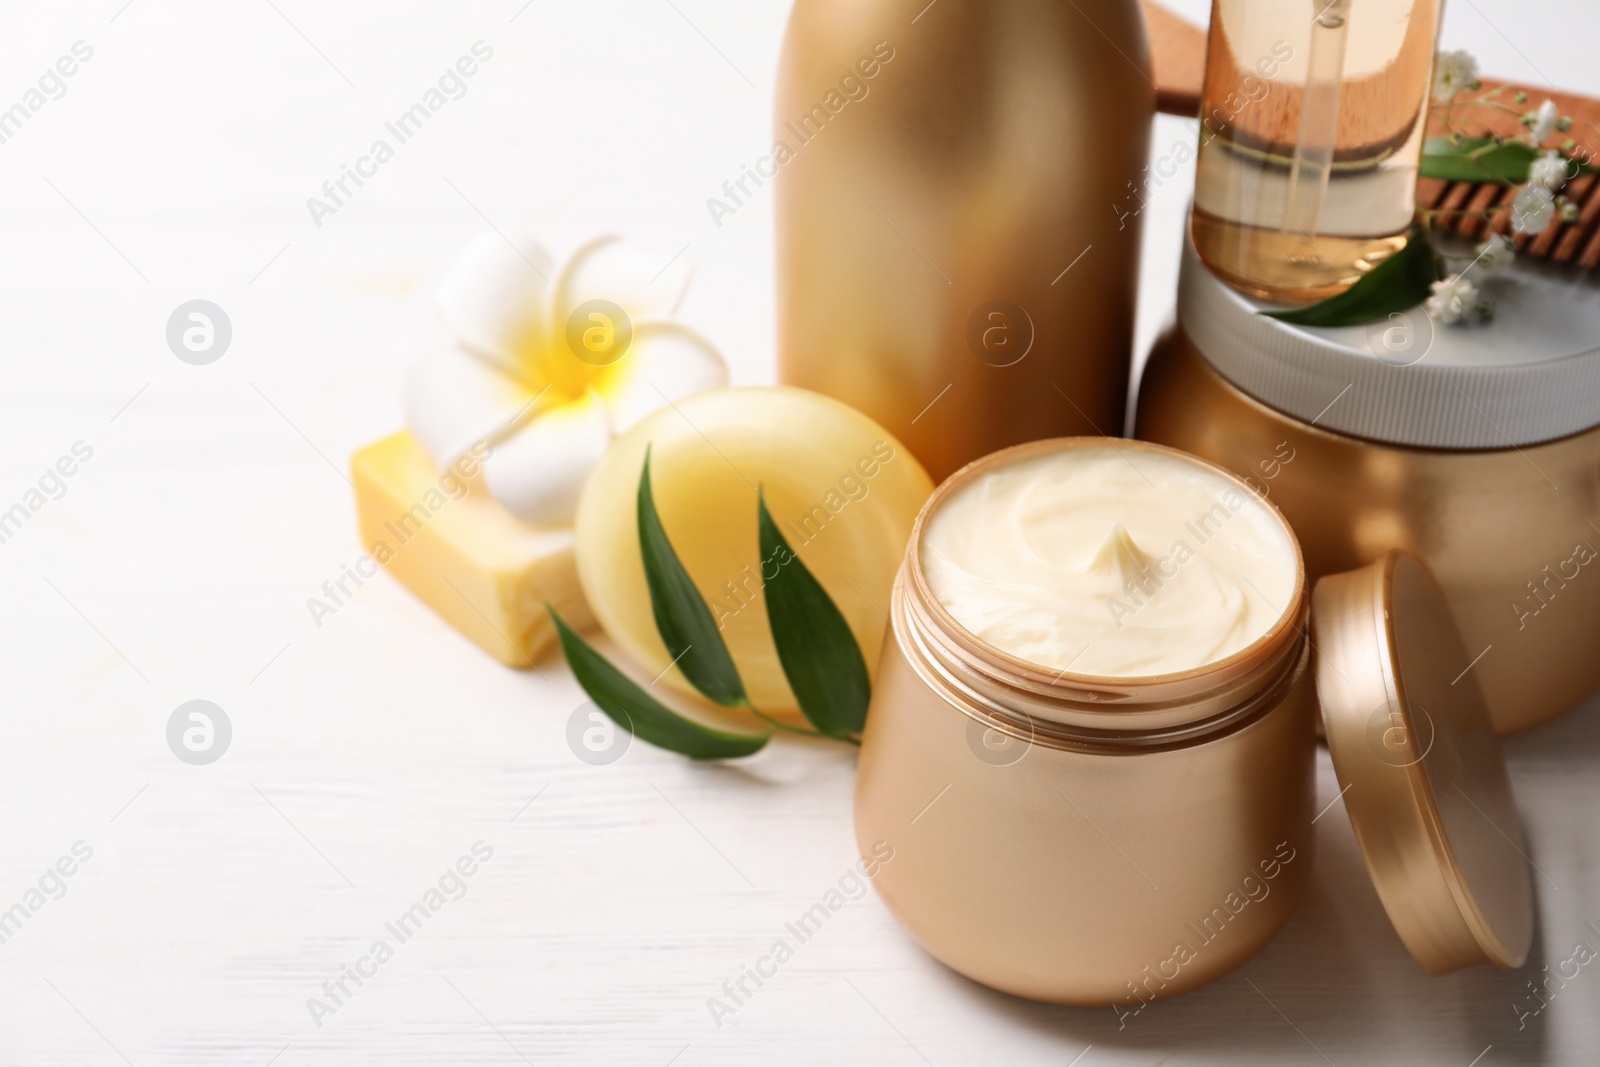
[1177,231,1600,449]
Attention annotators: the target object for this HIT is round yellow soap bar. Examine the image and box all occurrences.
[574,386,933,718]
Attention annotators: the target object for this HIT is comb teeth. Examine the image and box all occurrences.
[1415,78,1600,270]
[1417,176,1600,268]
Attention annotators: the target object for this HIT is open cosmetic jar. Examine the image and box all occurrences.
[857,439,1316,1004]
[856,438,1534,1008]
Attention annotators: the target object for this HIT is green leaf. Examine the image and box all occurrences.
[757,489,871,737]
[1262,226,1443,328]
[1421,136,1539,183]
[1420,136,1597,183]
[637,447,747,707]
[549,607,769,760]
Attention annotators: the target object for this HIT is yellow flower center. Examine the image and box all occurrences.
[515,313,631,402]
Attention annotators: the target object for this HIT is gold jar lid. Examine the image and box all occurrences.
[1313,550,1534,973]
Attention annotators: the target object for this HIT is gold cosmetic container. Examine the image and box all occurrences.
[856,438,1533,1007]
[1138,236,1600,735]
[773,0,1153,483]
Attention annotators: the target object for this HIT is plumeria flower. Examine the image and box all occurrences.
[1474,233,1515,276]
[1525,99,1559,144]
[404,233,727,525]
[1431,50,1478,101]
[1425,274,1479,326]
[1511,184,1556,235]
[1528,149,1569,191]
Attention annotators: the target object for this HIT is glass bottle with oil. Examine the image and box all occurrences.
[1191,0,1441,303]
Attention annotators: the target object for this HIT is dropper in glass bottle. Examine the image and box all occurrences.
[1281,0,1351,252]
[1190,0,1439,304]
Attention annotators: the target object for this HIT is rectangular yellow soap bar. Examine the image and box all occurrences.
[351,430,593,667]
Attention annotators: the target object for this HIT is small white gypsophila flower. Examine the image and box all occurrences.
[1512,184,1556,235]
[1474,233,1515,276]
[1425,275,1480,326]
[1528,149,1568,191]
[1432,50,1478,101]
[1526,99,1559,144]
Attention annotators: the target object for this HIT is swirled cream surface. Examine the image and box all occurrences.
[920,446,1297,677]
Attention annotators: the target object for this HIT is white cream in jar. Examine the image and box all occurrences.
[920,444,1297,677]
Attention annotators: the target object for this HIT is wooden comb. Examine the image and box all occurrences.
[1141,0,1600,267]
[1414,81,1600,267]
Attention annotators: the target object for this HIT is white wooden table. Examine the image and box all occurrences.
[3,1,1597,1063]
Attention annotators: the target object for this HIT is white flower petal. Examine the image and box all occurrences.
[1529,150,1568,191]
[435,231,557,381]
[602,320,729,432]
[403,347,544,470]
[483,391,613,526]
[1431,50,1477,101]
[547,235,693,341]
[1512,185,1554,235]
[1475,233,1515,276]
[1425,275,1479,326]
[1528,99,1559,144]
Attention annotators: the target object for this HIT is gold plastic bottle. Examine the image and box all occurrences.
[773,0,1154,483]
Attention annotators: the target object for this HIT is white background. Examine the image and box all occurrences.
[2,1,1598,1064]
